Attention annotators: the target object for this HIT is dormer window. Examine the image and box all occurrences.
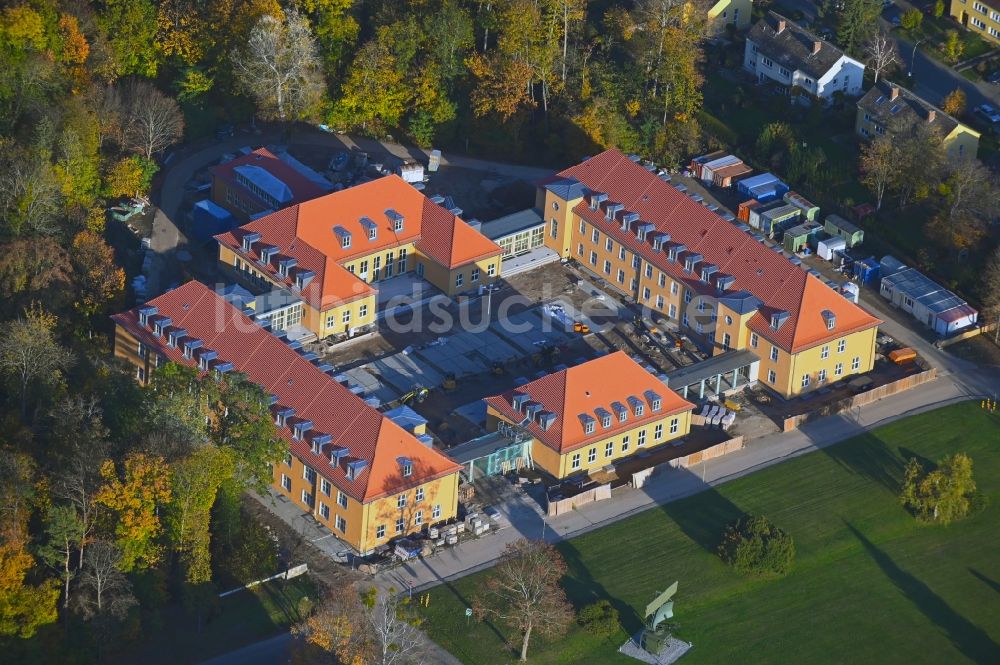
[644,390,663,412]
[241,231,261,252]
[258,245,277,264]
[770,310,790,331]
[613,401,628,423]
[596,408,612,429]
[345,459,367,481]
[138,306,157,327]
[275,407,295,428]
[277,257,297,278]
[292,420,313,441]
[604,202,623,221]
[822,309,836,331]
[386,209,404,232]
[628,396,644,417]
[589,192,608,210]
[398,457,413,477]
[579,413,596,435]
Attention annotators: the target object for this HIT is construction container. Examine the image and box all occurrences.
[817,236,847,261]
[853,256,881,286]
[888,347,917,364]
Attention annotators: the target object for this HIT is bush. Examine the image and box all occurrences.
[900,453,977,524]
[577,600,620,638]
[718,515,795,577]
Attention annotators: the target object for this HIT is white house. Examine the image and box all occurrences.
[744,12,865,101]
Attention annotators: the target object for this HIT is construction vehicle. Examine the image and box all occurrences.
[442,373,457,391]
[400,385,429,405]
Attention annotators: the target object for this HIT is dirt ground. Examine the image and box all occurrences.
[948,334,1000,367]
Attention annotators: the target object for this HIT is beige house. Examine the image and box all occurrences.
[855,81,981,160]
[949,0,1000,44]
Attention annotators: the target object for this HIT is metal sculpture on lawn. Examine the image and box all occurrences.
[640,581,678,654]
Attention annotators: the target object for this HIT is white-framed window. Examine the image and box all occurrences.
[550,218,559,238]
[301,490,314,507]
[671,282,679,295]
[643,287,651,301]
[415,487,424,502]
[852,356,861,371]
[656,295,664,309]
[768,369,777,384]
[838,339,846,353]
[669,417,679,434]
[579,219,586,234]
[319,502,330,519]
[621,435,630,452]
[605,237,613,251]
[658,273,666,288]
[552,201,560,210]
[303,466,316,482]
[801,374,810,389]
[359,304,368,320]
[835,362,844,376]
[338,491,348,508]
[820,345,829,359]
[395,517,405,534]
[285,453,293,467]
[414,510,423,526]
[342,310,351,324]
[571,453,581,469]
[818,368,827,384]
[617,269,625,284]
[584,421,595,435]
[669,304,677,318]
[281,474,292,491]
[455,272,464,287]
[601,414,612,428]
[588,448,597,464]
[376,524,386,539]
[605,441,614,457]
[750,332,758,348]
[336,515,346,532]
[637,429,647,446]
[320,479,331,496]
[619,246,626,261]
[654,423,664,440]
[397,493,407,508]
[590,251,598,266]
[762,56,773,68]
[604,260,612,275]
[471,267,480,282]
[770,346,779,362]
[592,228,600,243]
[432,504,441,520]
[722,332,731,350]
[578,243,585,257]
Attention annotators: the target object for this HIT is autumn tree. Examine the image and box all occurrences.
[39,504,84,609]
[900,453,977,524]
[0,238,74,318]
[865,32,898,84]
[165,446,235,583]
[466,52,534,120]
[900,8,923,31]
[233,10,324,121]
[941,88,966,116]
[71,230,126,316]
[981,247,1000,320]
[96,0,161,78]
[210,372,284,491]
[0,304,74,418]
[332,30,410,131]
[0,142,63,237]
[943,30,964,64]
[120,79,184,160]
[474,539,573,662]
[859,136,895,211]
[76,540,136,620]
[95,453,172,572]
[0,450,60,637]
[300,0,359,73]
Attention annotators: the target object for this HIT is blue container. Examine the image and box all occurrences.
[192,200,235,242]
[852,256,881,286]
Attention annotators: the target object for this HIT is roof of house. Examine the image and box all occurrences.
[481,208,545,240]
[857,80,974,139]
[111,281,461,503]
[747,12,852,80]
[881,266,976,317]
[211,148,329,207]
[547,149,880,353]
[824,214,862,235]
[484,351,694,455]
[214,175,502,310]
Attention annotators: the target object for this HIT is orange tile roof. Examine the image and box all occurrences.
[111,281,461,503]
[214,176,501,309]
[550,149,880,352]
[210,147,328,206]
[484,351,694,454]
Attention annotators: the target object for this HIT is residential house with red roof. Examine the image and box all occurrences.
[484,352,695,479]
[214,174,503,341]
[111,281,463,555]
[210,147,331,220]
[538,149,881,399]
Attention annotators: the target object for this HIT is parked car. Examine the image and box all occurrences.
[975,103,1000,123]
[987,71,1000,85]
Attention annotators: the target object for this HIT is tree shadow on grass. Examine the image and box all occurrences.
[847,522,1000,663]
[968,568,1000,595]
[558,539,645,636]
[658,473,745,556]
[815,415,905,494]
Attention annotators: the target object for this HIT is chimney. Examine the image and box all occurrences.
[927,109,936,123]
[889,86,899,101]
[777,19,786,33]
[812,40,822,54]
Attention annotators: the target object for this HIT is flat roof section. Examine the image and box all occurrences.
[664,350,760,389]
[481,208,545,241]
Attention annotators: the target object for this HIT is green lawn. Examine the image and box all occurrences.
[420,402,1000,664]
[115,575,316,665]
